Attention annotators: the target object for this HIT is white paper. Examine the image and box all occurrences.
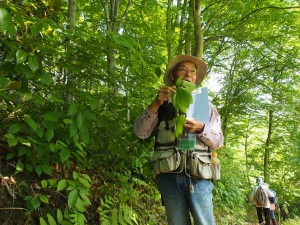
[186,87,210,126]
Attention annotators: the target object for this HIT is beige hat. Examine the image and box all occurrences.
[164,54,207,86]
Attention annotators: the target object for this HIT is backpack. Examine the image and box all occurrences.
[255,186,267,207]
[270,189,278,204]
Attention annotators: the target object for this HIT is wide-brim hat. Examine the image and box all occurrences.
[164,55,207,86]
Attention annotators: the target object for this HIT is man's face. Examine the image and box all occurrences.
[171,61,197,84]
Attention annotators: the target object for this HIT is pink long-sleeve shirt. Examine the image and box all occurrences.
[134,102,224,150]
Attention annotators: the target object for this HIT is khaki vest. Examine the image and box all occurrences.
[151,102,220,180]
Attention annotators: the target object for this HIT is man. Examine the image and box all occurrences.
[249,177,274,225]
[134,55,224,225]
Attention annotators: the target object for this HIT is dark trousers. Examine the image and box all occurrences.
[256,207,270,225]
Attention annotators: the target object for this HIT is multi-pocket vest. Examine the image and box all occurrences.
[151,102,220,180]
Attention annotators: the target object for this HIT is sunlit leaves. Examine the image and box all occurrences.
[173,88,193,113]
[171,77,196,137]
[16,50,27,64]
[0,7,16,36]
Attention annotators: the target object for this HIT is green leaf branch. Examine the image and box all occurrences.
[170,77,196,137]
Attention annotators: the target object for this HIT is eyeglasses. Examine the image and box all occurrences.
[177,66,197,76]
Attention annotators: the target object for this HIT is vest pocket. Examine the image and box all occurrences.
[157,120,175,144]
[151,150,181,174]
[190,152,214,179]
[211,164,221,180]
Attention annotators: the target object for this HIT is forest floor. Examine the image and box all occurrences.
[0,158,100,225]
[1,157,299,225]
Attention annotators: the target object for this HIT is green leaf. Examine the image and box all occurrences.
[4,133,18,147]
[28,56,38,72]
[75,198,86,212]
[36,165,43,176]
[43,165,52,175]
[31,197,41,210]
[57,209,63,223]
[78,177,91,188]
[44,112,59,122]
[47,213,57,225]
[39,217,48,225]
[0,77,10,89]
[155,67,161,77]
[46,129,54,142]
[25,116,37,132]
[79,124,90,144]
[6,152,16,160]
[0,8,16,36]
[50,143,57,152]
[173,87,193,113]
[69,123,78,137]
[68,189,78,208]
[60,148,71,162]
[16,50,27,64]
[48,179,57,187]
[30,21,43,34]
[41,180,48,188]
[39,195,49,204]
[16,162,24,171]
[40,72,53,85]
[68,104,78,116]
[175,76,183,86]
[73,171,78,179]
[79,192,91,205]
[57,179,67,191]
[76,111,83,128]
[175,115,186,137]
[82,174,92,182]
[181,80,196,92]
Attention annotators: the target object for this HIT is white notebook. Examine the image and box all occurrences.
[186,87,210,126]
[177,87,210,150]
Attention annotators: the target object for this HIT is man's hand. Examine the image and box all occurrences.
[184,118,205,133]
[155,86,176,106]
[148,86,176,114]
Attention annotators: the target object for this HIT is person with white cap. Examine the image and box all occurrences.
[134,55,224,225]
[249,177,274,225]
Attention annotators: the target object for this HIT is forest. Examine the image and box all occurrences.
[0,0,300,224]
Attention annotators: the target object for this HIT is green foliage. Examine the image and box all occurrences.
[282,219,300,225]
[99,196,138,225]
[0,0,300,224]
[36,171,92,225]
[170,77,196,137]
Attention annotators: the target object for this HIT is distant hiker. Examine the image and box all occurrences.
[249,177,274,225]
[134,55,224,225]
[267,185,278,225]
[282,201,290,221]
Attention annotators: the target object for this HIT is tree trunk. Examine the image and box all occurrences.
[67,0,76,32]
[65,0,76,105]
[167,0,173,62]
[193,0,203,58]
[264,110,273,182]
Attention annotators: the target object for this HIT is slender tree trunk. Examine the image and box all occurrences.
[68,0,76,32]
[101,0,131,76]
[185,0,193,54]
[245,115,251,185]
[177,0,187,54]
[167,0,173,62]
[193,0,203,58]
[65,0,76,105]
[264,110,273,182]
